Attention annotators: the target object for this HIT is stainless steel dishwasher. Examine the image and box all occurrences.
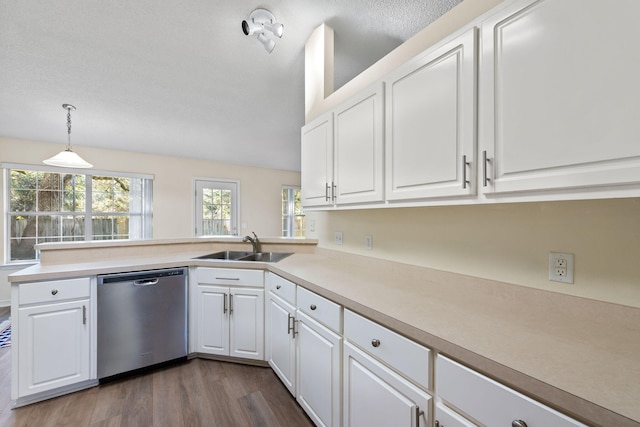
[97,267,188,380]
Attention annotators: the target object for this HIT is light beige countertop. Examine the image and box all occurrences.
[10,246,640,426]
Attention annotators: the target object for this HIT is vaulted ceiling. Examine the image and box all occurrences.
[0,0,460,171]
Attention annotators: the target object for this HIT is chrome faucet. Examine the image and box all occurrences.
[242,232,260,253]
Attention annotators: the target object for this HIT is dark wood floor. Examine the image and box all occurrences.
[0,326,314,427]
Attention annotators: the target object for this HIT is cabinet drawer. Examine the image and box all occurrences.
[195,268,263,287]
[296,286,341,333]
[436,355,587,427]
[344,309,430,390]
[266,273,296,304]
[19,277,91,305]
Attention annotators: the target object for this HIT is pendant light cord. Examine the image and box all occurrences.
[66,106,73,150]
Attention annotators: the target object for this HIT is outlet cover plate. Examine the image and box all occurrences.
[334,231,343,245]
[549,252,574,284]
[365,235,373,250]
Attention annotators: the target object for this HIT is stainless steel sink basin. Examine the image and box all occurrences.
[237,252,293,263]
[193,250,252,260]
[193,251,292,262]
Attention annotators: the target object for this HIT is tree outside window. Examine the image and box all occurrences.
[282,186,305,237]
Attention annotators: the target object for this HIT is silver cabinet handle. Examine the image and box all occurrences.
[462,155,471,189]
[51,289,58,295]
[512,421,528,427]
[216,277,240,281]
[435,421,441,427]
[483,150,491,187]
[229,294,234,314]
[332,181,337,202]
[223,294,227,314]
[310,304,317,311]
[287,313,295,335]
[325,183,330,201]
[82,305,87,325]
[371,339,381,348]
[414,406,424,427]
[276,285,282,290]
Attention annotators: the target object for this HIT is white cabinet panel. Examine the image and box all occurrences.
[435,401,478,427]
[266,294,296,396]
[196,286,228,355]
[296,311,342,427]
[302,112,334,207]
[436,355,586,427]
[344,342,431,427]
[229,288,264,360]
[18,299,91,397]
[334,83,385,204]
[344,309,430,390]
[480,0,640,195]
[386,28,477,201]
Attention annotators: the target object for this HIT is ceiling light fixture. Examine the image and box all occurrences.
[241,8,283,53]
[43,104,93,169]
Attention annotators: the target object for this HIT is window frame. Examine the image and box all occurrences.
[282,185,305,237]
[3,162,153,264]
[193,178,240,237]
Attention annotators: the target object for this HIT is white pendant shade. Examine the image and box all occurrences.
[43,148,93,168]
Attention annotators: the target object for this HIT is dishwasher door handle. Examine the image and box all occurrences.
[133,278,159,286]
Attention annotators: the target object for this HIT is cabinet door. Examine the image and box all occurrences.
[334,83,385,205]
[480,0,640,195]
[229,288,264,360]
[196,285,229,356]
[18,299,90,397]
[301,112,334,207]
[344,342,431,427]
[266,294,296,395]
[296,311,342,427]
[385,28,477,201]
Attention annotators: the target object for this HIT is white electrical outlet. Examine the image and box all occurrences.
[334,231,343,245]
[309,219,315,232]
[549,252,574,284]
[365,235,373,250]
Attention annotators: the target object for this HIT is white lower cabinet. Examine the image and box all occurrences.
[343,342,431,427]
[296,310,342,427]
[266,292,296,395]
[193,268,264,361]
[436,355,587,427]
[14,277,93,399]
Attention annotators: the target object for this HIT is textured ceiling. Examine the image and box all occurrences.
[0,0,460,171]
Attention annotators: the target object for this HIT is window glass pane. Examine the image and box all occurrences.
[10,189,36,212]
[10,170,37,190]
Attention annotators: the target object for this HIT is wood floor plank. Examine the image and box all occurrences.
[0,350,314,427]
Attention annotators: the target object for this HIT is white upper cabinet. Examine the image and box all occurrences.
[334,83,385,205]
[479,0,640,196]
[301,112,334,207]
[385,28,477,201]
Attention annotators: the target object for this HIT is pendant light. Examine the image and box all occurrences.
[43,104,93,168]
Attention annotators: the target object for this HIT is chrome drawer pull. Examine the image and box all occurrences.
[276,285,282,289]
[512,420,528,427]
[310,304,317,311]
[51,289,58,295]
[414,406,424,427]
[371,339,381,348]
[216,277,240,281]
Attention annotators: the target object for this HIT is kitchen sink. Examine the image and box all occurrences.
[193,251,292,263]
[237,252,293,262]
[193,250,252,260]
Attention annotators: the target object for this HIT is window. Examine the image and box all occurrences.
[194,179,239,236]
[282,186,305,237]
[5,164,153,262]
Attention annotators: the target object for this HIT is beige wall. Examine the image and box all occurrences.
[0,136,301,304]
[305,199,640,308]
